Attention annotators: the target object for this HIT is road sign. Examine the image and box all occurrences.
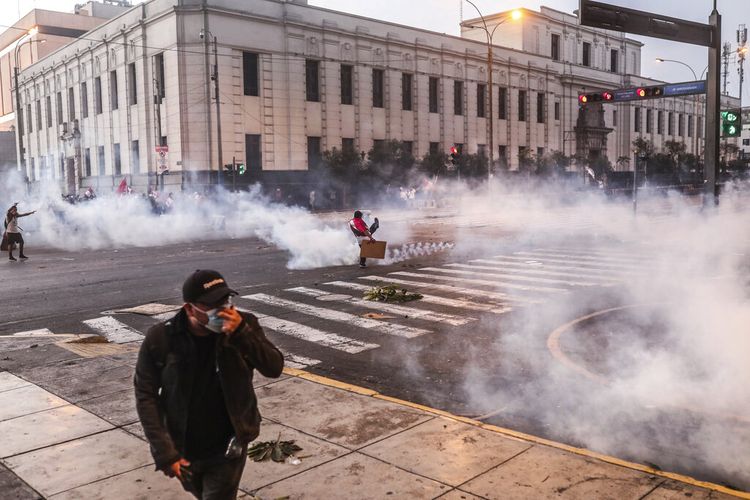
[578,80,706,105]
[155,146,169,172]
[579,0,712,47]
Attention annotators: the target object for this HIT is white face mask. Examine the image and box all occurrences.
[193,298,232,333]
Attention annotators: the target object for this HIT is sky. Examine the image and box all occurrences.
[5,0,748,101]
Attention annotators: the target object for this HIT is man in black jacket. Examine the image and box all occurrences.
[134,270,284,499]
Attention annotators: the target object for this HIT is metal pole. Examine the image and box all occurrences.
[213,36,223,188]
[705,9,721,207]
[13,65,24,179]
[232,155,236,193]
[633,154,638,214]
[487,35,494,180]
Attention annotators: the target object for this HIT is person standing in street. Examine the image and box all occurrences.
[3,204,35,261]
[134,270,284,499]
[349,210,380,268]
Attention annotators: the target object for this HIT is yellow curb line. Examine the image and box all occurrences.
[281,367,750,499]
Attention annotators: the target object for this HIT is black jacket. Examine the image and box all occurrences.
[133,308,284,470]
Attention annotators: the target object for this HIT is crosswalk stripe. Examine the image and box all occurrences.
[416,269,569,293]
[543,247,648,259]
[285,287,475,326]
[485,256,637,276]
[241,294,430,338]
[529,249,644,264]
[284,353,321,369]
[514,251,644,268]
[389,271,568,294]
[497,254,639,272]
[10,328,55,337]
[324,281,513,315]
[357,275,538,304]
[259,316,378,354]
[434,265,607,287]
[464,260,617,282]
[82,316,144,343]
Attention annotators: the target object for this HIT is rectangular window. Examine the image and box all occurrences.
[554,101,560,120]
[154,53,165,98]
[429,142,439,155]
[582,42,591,67]
[131,140,139,174]
[35,101,41,131]
[340,64,353,105]
[26,104,32,133]
[245,134,262,171]
[97,145,105,175]
[551,33,560,61]
[84,148,91,177]
[110,70,119,110]
[658,110,664,134]
[402,141,413,156]
[342,138,355,153]
[678,113,684,136]
[536,92,544,123]
[477,84,486,118]
[518,90,526,121]
[114,143,121,175]
[46,96,52,127]
[428,77,438,113]
[305,60,319,102]
[454,81,464,115]
[307,136,321,169]
[688,115,693,137]
[372,69,384,108]
[668,112,673,135]
[646,109,652,133]
[95,77,102,114]
[613,109,618,126]
[242,52,259,96]
[128,63,137,105]
[698,116,703,136]
[537,147,545,157]
[373,139,385,152]
[56,92,63,125]
[68,87,75,121]
[81,82,88,118]
[402,73,413,111]
[498,87,507,119]
[634,107,641,132]
[498,145,508,167]
[610,49,619,73]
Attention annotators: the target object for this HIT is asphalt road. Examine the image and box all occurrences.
[1,210,747,492]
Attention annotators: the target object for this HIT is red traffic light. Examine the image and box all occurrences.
[579,94,589,104]
[637,88,646,97]
[450,146,458,155]
[602,91,613,101]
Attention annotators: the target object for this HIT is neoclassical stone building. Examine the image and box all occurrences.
[13,0,739,193]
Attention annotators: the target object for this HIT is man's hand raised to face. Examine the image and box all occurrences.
[217,306,243,334]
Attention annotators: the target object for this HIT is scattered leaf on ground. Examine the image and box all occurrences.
[364,284,423,303]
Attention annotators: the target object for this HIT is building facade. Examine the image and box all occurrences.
[13,0,739,194]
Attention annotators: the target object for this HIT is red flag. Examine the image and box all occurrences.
[116,177,128,194]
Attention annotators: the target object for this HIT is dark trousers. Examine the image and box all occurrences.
[359,220,380,266]
[7,233,24,258]
[181,453,247,500]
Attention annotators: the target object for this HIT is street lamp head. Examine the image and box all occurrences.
[655,57,665,63]
[199,28,205,40]
[510,9,522,21]
[27,26,38,37]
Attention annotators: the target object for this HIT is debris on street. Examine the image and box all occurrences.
[247,434,303,463]
[364,284,423,303]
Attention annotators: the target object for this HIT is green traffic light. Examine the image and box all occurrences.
[238,164,246,175]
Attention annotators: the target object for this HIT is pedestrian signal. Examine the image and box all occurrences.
[237,163,246,175]
[450,146,459,165]
[721,109,741,137]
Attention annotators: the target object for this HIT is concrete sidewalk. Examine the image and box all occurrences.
[0,335,746,499]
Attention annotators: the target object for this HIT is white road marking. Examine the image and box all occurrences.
[484,256,636,277]
[325,281,513,315]
[358,275,537,304]
[412,269,568,293]
[241,294,430,338]
[82,316,144,343]
[514,251,645,268]
[259,316,378,354]
[284,353,321,369]
[389,271,567,294]
[497,254,640,272]
[467,259,619,281]
[285,287,474,326]
[10,328,55,337]
[439,264,612,287]
[528,249,645,264]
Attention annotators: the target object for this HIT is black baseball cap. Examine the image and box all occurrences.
[182,270,237,305]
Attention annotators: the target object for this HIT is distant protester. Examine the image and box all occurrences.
[349,210,379,268]
[134,270,284,499]
[2,203,35,261]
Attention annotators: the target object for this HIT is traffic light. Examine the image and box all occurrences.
[224,164,234,172]
[635,85,664,99]
[237,163,246,175]
[578,91,614,105]
[721,109,741,137]
[450,146,459,165]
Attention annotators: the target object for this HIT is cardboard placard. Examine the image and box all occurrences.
[360,240,387,259]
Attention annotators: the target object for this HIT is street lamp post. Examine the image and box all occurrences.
[655,57,704,165]
[200,28,223,187]
[463,3,521,180]
[13,27,41,182]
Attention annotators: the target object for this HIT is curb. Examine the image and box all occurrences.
[282,367,750,499]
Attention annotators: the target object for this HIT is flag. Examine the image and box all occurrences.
[116,177,128,194]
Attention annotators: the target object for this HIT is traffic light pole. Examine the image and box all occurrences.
[705,7,721,207]
[232,156,236,193]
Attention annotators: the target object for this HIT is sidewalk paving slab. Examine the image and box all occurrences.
[0,384,68,421]
[0,404,112,458]
[2,429,153,497]
[0,371,31,393]
[76,388,139,427]
[0,462,41,500]
[49,465,186,500]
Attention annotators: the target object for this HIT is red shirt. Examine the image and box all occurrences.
[349,217,368,236]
